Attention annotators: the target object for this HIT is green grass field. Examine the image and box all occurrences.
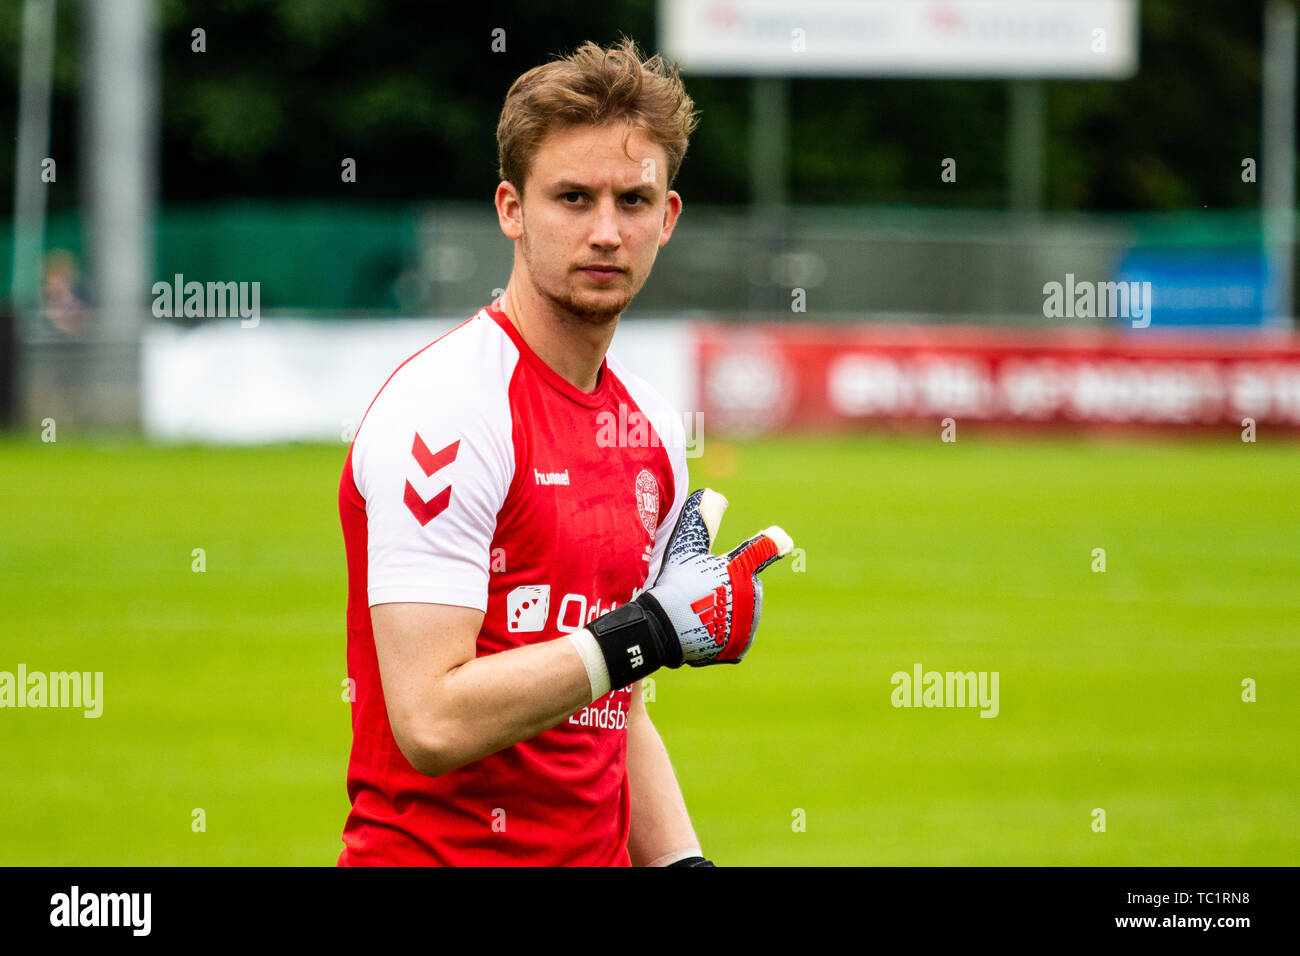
[1,433,1297,865]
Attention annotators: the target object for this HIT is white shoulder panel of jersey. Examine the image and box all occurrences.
[605,350,690,587]
[353,311,520,610]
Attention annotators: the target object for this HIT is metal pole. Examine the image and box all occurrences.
[1007,80,1045,216]
[11,0,57,324]
[750,76,789,210]
[749,76,789,315]
[1263,0,1297,329]
[83,0,159,425]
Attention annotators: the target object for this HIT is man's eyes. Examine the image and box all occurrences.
[559,192,648,206]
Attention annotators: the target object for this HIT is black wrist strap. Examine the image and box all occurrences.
[586,595,681,688]
[634,593,682,668]
[667,856,715,867]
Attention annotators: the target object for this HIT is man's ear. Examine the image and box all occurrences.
[496,181,524,241]
[658,190,683,249]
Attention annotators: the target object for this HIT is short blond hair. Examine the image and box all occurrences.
[497,37,699,193]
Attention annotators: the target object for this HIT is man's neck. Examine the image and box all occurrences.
[497,280,616,394]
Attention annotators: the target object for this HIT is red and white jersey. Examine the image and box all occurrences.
[337,301,689,866]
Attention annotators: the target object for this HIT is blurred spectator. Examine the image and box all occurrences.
[41,249,91,339]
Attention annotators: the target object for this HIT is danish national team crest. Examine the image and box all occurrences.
[635,469,659,538]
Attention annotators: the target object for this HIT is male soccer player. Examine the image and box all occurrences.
[337,38,792,866]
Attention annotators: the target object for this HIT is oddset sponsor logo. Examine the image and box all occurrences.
[507,585,550,633]
[506,585,643,635]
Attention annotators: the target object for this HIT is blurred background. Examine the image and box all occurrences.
[1,0,1297,866]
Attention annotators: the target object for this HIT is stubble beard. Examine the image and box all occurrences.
[520,230,639,325]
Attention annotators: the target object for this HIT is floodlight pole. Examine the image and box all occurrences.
[10,0,57,324]
[1007,80,1045,216]
[1263,0,1297,330]
[83,0,159,425]
[749,76,790,314]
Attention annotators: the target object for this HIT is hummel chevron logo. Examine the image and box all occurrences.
[691,586,728,645]
[404,434,459,526]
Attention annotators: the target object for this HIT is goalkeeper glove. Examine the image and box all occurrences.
[578,488,793,691]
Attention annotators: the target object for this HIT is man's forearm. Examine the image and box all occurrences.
[414,634,593,775]
[626,696,701,866]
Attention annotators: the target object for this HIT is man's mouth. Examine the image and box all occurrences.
[578,265,625,283]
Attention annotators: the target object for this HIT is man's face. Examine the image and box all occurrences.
[496,121,682,324]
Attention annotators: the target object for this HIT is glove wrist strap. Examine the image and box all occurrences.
[634,592,683,668]
[587,596,679,689]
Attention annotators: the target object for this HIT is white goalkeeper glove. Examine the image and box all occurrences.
[580,489,793,690]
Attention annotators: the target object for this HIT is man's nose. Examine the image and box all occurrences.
[588,196,622,248]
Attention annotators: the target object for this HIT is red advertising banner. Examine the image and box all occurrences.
[696,324,1300,433]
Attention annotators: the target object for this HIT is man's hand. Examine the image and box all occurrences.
[580,489,793,690]
[644,488,791,666]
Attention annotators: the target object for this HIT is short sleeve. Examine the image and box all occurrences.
[351,328,517,611]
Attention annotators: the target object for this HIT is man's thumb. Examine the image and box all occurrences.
[697,489,728,546]
[667,488,729,559]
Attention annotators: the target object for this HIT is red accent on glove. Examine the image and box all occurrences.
[718,534,780,662]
